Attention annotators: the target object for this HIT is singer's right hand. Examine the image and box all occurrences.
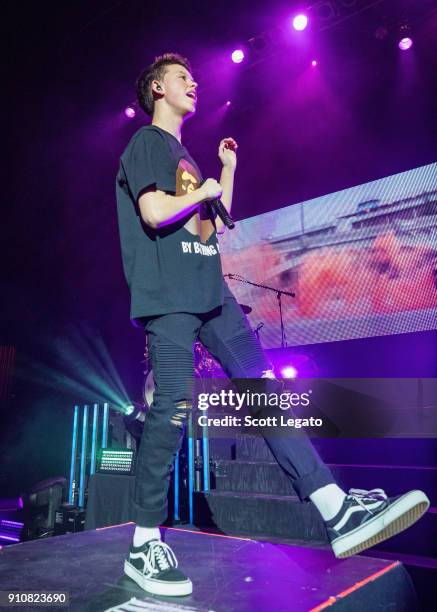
[200,178,223,201]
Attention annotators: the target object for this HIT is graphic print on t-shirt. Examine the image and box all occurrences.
[176,158,200,195]
[176,158,215,243]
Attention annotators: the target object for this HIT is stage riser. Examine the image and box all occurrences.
[362,548,437,612]
[236,435,437,466]
[199,491,328,542]
[0,522,420,611]
[402,565,437,612]
[198,491,437,557]
[213,459,437,505]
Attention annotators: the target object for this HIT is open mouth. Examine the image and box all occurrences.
[186,92,196,100]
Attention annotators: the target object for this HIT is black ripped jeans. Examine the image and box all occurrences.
[131,293,335,527]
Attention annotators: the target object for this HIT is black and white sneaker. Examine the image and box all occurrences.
[326,488,430,559]
[124,539,193,596]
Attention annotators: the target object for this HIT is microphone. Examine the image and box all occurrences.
[200,180,235,230]
[210,197,235,230]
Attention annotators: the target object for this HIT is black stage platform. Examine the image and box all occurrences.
[0,523,418,611]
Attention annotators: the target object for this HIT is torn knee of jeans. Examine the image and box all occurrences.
[170,400,192,427]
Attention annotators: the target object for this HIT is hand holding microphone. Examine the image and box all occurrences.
[201,178,222,200]
[200,178,235,230]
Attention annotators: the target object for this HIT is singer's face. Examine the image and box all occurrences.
[161,64,198,118]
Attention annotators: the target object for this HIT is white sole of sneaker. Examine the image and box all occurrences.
[124,560,193,596]
[331,490,430,559]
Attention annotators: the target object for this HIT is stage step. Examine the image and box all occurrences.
[313,438,437,467]
[198,490,328,542]
[197,490,437,557]
[213,459,437,505]
[361,550,437,612]
[235,434,437,466]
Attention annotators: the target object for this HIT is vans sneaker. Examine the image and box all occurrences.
[124,538,193,596]
[326,488,430,558]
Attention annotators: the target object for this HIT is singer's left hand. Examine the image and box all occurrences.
[219,137,238,171]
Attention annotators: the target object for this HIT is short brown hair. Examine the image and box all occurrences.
[136,53,192,117]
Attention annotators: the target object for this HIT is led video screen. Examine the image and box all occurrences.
[220,163,437,347]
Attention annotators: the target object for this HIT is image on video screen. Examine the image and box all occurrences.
[220,163,437,347]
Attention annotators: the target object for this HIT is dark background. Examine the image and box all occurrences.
[2,0,436,495]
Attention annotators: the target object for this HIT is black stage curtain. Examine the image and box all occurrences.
[85,473,134,530]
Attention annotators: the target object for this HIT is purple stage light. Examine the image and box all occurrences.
[1,520,24,527]
[311,59,318,67]
[292,14,308,31]
[124,106,136,119]
[231,49,245,64]
[281,365,298,379]
[399,37,413,51]
[226,100,231,106]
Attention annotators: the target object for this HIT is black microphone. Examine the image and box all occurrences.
[200,180,235,230]
[210,197,235,230]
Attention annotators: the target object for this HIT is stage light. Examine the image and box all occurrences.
[97,449,135,475]
[23,477,66,540]
[0,534,20,542]
[124,404,135,416]
[292,14,308,31]
[118,402,146,422]
[122,402,146,423]
[311,59,318,67]
[124,106,136,118]
[226,100,231,106]
[231,49,245,63]
[399,37,413,51]
[281,365,298,379]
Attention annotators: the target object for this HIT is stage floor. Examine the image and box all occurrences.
[0,523,416,611]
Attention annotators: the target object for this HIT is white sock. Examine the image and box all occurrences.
[310,484,347,521]
[133,526,161,547]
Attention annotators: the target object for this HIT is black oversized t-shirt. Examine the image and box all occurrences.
[116,125,227,321]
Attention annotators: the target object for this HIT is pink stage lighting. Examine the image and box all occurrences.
[399,37,413,51]
[226,100,231,106]
[231,49,245,64]
[281,365,298,379]
[311,59,318,67]
[292,14,308,31]
[124,106,136,118]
